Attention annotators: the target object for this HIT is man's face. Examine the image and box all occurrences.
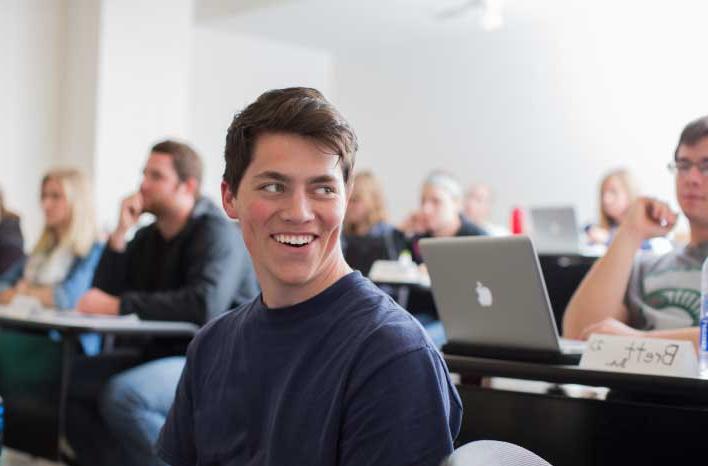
[676,137,708,228]
[140,152,183,215]
[222,132,349,300]
[41,178,70,230]
[463,186,491,224]
[421,184,460,235]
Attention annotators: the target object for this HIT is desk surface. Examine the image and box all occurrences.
[445,354,708,403]
[0,308,199,337]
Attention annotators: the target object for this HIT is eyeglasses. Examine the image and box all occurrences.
[667,160,708,176]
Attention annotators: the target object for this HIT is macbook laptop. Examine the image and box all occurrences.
[529,206,581,254]
[419,235,585,364]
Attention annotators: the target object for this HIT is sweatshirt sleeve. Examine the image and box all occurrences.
[118,218,244,325]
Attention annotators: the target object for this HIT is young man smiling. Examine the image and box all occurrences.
[158,88,462,466]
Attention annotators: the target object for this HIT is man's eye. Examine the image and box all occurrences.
[262,183,283,193]
[315,186,335,195]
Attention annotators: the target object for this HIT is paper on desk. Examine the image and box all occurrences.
[38,308,140,321]
[369,260,430,286]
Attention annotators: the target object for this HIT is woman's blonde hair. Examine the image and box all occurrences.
[344,171,388,236]
[598,168,638,229]
[33,169,97,257]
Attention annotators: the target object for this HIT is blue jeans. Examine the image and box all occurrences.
[100,356,185,466]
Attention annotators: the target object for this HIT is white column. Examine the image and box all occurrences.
[93,0,194,231]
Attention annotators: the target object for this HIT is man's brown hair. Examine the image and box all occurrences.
[223,87,358,193]
[151,140,203,194]
[675,115,708,159]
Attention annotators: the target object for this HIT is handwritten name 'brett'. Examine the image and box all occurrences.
[606,341,679,369]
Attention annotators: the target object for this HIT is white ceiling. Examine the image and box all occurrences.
[197,0,544,52]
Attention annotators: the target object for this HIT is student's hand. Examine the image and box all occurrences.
[77,288,120,315]
[586,225,610,245]
[399,211,426,236]
[618,197,677,243]
[579,317,644,341]
[14,279,29,295]
[110,192,144,251]
[0,288,16,304]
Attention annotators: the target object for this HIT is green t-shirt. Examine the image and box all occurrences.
[625,243,708,330]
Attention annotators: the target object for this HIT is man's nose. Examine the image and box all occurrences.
[281,190,315,223]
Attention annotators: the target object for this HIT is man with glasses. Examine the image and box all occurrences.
[563,116,708,347]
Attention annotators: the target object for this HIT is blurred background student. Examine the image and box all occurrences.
[406,171,487,263]
[585,168,671,253]
[399,171,488,347]
[0,186,24,275]
[463,183,508,236]
[342,171,406,275]
[0,169,103,309]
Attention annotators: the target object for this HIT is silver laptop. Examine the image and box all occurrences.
[529,206,581,254]
[419,235,585,364]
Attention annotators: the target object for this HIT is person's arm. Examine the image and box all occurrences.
[647,327,700,348]
[563,198,677,339]
[578,318,700,349]
[339,346,462,466]
[91,194,144,295]
[16,281,53,307]
[51,243,105,309]
[0,258,27,303]
[119,219,243,324]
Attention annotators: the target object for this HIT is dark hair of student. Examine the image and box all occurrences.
[223,87,358,194]
[151,140,203,194]
[0,187,18,221]
[675,115,708,159]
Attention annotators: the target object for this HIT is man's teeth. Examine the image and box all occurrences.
[274,234,314,245]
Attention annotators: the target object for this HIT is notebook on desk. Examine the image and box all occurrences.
[529,206,581,254]
[419,235,585,365]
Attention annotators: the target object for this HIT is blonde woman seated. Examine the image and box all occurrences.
[0,169,104,310]
[343,171,406,274]
[0,186,24,274]
[585,168,671,253]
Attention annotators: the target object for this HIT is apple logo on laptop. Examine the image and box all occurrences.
[475,281,493,307]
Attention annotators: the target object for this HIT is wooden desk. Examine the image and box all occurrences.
[446,354,708,466]
[0,309,197,460]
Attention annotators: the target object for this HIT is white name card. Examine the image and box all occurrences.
[580,334,698,378]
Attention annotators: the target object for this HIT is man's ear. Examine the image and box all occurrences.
[221,181,239,219]
[182,177,199,197]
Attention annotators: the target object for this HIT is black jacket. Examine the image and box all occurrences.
[92,197,258,325]
[0,216,24,275]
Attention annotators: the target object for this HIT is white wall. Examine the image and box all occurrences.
[93,0,194,231]
[190,27,333,204]
[0,0,67,246]
[56,0,101,175]
[334,1,708,228]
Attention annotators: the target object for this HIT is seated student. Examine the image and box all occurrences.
[0,186,25,275]
[400,172,488,346]
[463,183,509,236]
[0,169,103,309]
[73,140,258,466]
[585,168,671,253]
[409,171,487,263]
[158,87,462,466]
[342,170,406,274]
[563,116,708,347]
